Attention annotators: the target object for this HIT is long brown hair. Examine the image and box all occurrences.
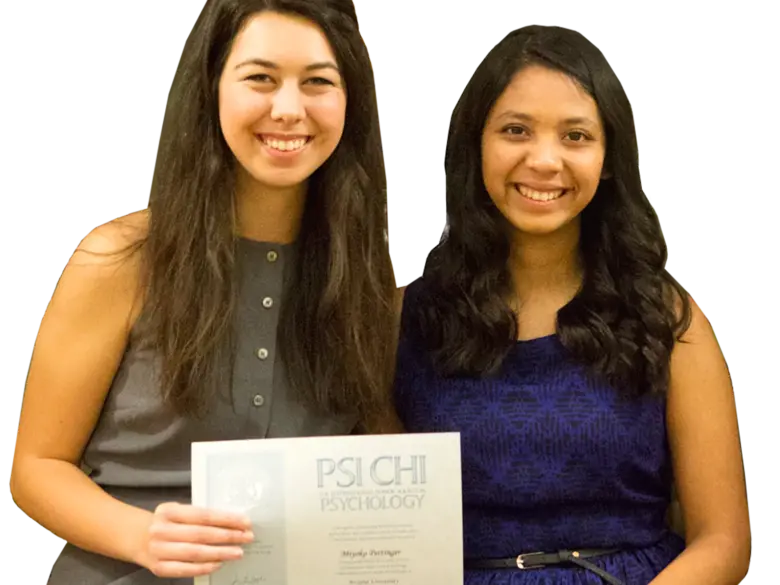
[137,0,396,421]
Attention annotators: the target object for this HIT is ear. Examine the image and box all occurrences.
[601,165,612,180]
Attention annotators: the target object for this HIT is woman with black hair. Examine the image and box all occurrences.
[394,25,750,584]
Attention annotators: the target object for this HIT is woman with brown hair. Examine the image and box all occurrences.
[10,0,398,582]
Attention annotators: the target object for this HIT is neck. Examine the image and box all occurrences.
[234,171,306,244]
[508,218,583,302]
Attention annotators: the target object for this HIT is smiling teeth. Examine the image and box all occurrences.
[263,137,308,152]
[517,184,565,201]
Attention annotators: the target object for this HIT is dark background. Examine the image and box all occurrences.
[10,0,761,583]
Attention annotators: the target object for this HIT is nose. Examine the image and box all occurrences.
[525,137,564,174]
[270,81,305,123]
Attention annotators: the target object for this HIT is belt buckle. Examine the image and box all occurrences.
[516,551,545,570]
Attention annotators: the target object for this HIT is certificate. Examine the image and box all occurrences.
[191,432,463,585]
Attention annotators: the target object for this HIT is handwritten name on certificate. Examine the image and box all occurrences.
[192,432,463,585]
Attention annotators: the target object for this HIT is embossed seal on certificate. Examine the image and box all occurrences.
[208,452,285,524]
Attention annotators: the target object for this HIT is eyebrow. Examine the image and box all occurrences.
[498,111,598,126]
[234,58,340,73]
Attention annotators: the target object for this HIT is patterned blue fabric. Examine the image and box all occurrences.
[393,279,684,584]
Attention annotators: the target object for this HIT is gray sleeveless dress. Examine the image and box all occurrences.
[47,238,357,584]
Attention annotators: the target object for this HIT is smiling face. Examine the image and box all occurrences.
[218,11,347,192]
[481,64,607,237]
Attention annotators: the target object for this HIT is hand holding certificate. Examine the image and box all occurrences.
[133,501,253,577]
[192,432,463,585]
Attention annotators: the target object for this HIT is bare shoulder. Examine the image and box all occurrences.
[68,210,148,290]
[74,209,149,259]
[59,209,150,328]
[676,294,715,345]
[668,294,724,390]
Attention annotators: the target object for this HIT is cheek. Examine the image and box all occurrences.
[572,151,606,193]
[219,88,269,142]
[481,140,515,191]
[307,93,346,138]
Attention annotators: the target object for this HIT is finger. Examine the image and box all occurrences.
[150,561,223,578]
[149,541,245,564]
[156,503,251,529]
[150,521,254,545]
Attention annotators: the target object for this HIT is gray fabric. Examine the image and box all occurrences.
[48,238,356,584]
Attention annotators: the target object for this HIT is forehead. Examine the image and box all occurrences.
[491,64,600,121]
[226,11,337,66]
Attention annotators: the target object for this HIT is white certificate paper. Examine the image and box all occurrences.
[192,432,463,585]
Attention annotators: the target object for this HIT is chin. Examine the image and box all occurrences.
[250,169,312,190]
[515,226,561,236]
[509,216,577,237]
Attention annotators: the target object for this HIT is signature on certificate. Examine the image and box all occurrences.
[230,576,266,585]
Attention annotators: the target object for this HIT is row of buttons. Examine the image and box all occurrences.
[252,249,278,409]
[252,339,270,408]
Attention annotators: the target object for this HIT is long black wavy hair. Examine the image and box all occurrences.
[410,25,691,397]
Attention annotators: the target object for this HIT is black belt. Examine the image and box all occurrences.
[465,548,625,585]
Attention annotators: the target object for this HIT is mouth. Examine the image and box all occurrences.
[514,183,569,203]
[257,134,312,153]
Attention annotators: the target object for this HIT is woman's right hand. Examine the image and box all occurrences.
[135,502,254,578]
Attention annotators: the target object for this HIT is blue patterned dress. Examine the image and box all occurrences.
[393,280,684,584]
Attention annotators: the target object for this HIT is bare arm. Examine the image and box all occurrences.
[9,218,253,576]
[11,221,147,560]
[649,298,750,584]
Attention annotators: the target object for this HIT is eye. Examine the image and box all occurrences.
[565,130,592,142]
[305,77,336,86]
[246,73,273,83]
[502,125,528,137]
